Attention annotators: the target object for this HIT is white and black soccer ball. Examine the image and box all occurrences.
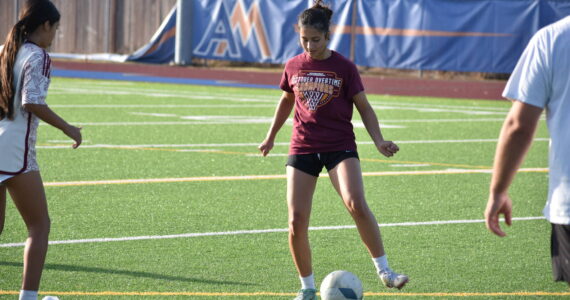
[320,270,363,300]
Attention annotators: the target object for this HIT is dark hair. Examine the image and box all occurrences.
[298,0,333,34]
[0,0,60,120]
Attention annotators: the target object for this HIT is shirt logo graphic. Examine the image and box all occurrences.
[292,71,342,111]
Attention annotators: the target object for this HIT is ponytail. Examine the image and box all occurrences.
[0,0,60,120]
[0,22,26,120]
[298,0,334,34]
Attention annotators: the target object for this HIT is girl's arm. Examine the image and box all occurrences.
[353,91,399,157]
[258,91,295,156]
[24,103,82,148]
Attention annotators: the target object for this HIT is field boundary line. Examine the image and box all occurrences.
[1,290,568,297]
[0,217,544,248]
[36,138,549,149]
[361,158,491,169]
[42,168,548,187]
[37,118,509,126]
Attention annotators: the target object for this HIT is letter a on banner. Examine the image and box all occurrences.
[194,1,242,58]
[194,0,271,60]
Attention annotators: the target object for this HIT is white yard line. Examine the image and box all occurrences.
[36,138,549,149]
[48,88,276,103]
[41,168,548,187]
[38,118,511,126]
[50,104,276,108]
[49,86,277,100]
[369,100,510,112]
[0,216,544,248]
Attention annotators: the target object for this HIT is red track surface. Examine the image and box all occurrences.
[53,60,507,100]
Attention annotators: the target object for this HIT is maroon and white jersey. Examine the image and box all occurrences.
[280,51,364,154]
[0,42,51,175]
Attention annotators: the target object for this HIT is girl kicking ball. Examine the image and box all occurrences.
[0,1,82,299]
[259,1,408,299]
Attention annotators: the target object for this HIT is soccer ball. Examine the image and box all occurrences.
[320,270,363,300]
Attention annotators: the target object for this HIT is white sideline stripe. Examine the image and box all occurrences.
[0,217,544,248]
[42,168,548,187]
[50,104,276,108]
[49,87,277,100]
[49,88,277,103]
[391,164,431,167]
[371,105,506,115]
[369,101,510,112]
[36,138,549,149]
[44,174,287,186]
[37,118,514,126]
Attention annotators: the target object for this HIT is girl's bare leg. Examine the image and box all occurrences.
[328,158,385,257]
[6,171,50,291]
[287,166,318,277]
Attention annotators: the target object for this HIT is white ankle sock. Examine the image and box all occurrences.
[19,290,38,300]
[300,273,316,289]
[372,255,390,273]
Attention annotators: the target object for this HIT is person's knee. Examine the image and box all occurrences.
[289,211,309,237]
[27,216,51,238]
[344,195,369,218]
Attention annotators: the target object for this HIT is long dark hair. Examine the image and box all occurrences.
[298,0,333,34]
[0,0,60,120]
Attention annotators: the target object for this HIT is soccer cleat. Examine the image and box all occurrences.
[379,269,409,290]
[293,288,317,300]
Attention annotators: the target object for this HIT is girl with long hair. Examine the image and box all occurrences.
[259,1,408,299]
[0,1,82,299]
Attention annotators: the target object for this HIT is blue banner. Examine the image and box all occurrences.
[191,0,354,63]
[356,0,541,72]
[129,0,570,73]
[127,7,177,63]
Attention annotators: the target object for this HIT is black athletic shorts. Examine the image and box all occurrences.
[551,223,570,283]
[286,151,359,177]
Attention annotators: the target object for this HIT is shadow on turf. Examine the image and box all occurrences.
[0,261,257,286]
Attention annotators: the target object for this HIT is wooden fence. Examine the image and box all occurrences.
[0,0,177,54]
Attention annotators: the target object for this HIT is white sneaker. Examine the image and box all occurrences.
[42,297,60,300]
[379,269,409,289]
[293,288,317,300]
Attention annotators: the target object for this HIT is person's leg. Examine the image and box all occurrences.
[328,157,384,257]
[5,171,50,291]
[0,184,6,235]
[328,157,408,289]
[287,166,318,278]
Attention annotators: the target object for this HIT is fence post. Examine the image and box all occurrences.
[14,0,19,20]
[175,0,193,65]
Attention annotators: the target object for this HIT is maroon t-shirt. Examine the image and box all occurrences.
[280,51,365,154]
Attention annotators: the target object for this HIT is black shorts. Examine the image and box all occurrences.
[286,151,359,177]
[551,223,570,283]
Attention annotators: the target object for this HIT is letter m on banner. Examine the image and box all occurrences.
[194,0,271,60]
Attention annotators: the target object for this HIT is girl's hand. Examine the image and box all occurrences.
[63,125,82,149]
[377,141,399,157]
[258,138,274,157]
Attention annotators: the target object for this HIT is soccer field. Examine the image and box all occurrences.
[0,78,567,299]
